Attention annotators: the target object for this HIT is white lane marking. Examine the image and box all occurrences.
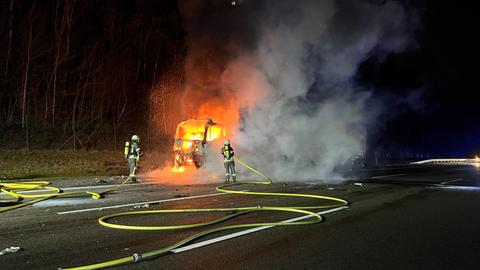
[352,167,403,172]
[171,206,349,253]
[437,186,480,191]
[370,174,406,179]
[17,182,150,194]
[57,192,236,215]
[441,178,463,185]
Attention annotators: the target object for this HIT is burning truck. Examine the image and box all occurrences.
[173,118,227,169]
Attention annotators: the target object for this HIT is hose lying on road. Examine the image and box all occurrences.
[0,177,131,214]
[62,157,349,270]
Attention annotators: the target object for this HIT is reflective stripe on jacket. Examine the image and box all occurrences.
[128,142,142,158]
[221,145,234,161]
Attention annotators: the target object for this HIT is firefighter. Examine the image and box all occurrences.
[221,139,236,183]
[124,134,143,182]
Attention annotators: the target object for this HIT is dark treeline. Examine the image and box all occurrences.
[0,0,185,150]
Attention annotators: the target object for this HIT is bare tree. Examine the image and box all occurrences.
[0,1,184,151]
[4,0,13,78]
[112,69,128,150]
[51,0,75,125]
[21,10,33,129]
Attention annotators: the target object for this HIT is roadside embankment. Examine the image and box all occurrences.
[0,150,127,179]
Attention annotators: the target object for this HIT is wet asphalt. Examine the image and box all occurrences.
[2,164,480,270]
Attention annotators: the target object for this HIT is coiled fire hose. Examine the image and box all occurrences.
[60,157,349,270]
[0,177,132,214]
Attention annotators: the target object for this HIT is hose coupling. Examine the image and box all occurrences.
[133,253,143,262]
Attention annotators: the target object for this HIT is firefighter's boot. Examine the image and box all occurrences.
[225,174,230,184]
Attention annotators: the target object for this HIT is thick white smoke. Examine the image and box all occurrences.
[220,0,417,181]
[154,0,418,184]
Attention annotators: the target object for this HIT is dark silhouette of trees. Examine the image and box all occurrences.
[0,0,185,150]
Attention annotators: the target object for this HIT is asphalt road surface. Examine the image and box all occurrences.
[2,164,480,270]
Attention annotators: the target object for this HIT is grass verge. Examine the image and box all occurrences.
[0,150,128,179]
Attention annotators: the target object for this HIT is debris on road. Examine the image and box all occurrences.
[133,204,150,209]
[96,179,108,184]
[0,247,22,255]
[326,185,347,191]
[174,194,189,198]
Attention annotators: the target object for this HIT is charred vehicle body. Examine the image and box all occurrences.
[173,118,227,169]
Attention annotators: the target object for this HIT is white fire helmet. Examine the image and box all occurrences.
[132,134,140,142]
[224,139,230,145]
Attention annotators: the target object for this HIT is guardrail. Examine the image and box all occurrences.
[411,158,479,165]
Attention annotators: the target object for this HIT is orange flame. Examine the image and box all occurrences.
[149,53,266,182]
[195,100,240,132]
[172,118,228,173]
[171,166,185,173]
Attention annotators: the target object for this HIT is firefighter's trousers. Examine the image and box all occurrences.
[224,160,236,182]
[128,157,137,178]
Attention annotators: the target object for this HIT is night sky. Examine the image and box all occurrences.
[360,0,479,157]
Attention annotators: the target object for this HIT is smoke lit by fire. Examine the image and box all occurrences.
[148,0,418,184]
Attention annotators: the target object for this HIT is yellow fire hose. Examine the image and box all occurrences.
[1,157,348,269]
[1,155,141,213]
[0,177,132,214]
[60,157,349,270]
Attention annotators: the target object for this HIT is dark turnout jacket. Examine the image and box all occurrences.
[221,145,234,162]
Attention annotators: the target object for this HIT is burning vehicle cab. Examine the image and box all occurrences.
[173,118,227,169]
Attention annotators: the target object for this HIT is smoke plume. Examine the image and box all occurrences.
[233,0,417,181]
[162,0,418,182]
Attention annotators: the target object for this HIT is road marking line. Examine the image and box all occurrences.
[370,174,406,179]
[438,186,480,191]
[56,192,233,215]
[441,178,463,185]
[171,206,349,253]
[17,182,151,194]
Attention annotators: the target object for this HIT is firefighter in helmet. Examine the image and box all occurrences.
[221,139,236,183]
[124,134,143,182]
